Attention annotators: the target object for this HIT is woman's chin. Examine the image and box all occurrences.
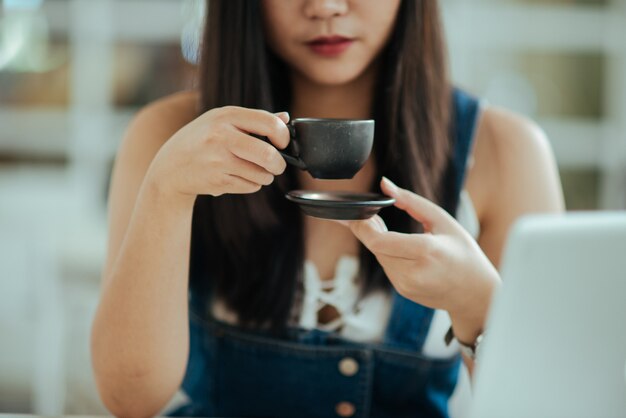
[297,65,369,87]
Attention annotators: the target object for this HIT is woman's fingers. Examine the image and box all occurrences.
[381,177,458,235]
[221,106,291,149]
[228,129,287,175]
[225,154,275,186]
[274,111,290,124]
[347,215,433,259]
[222,174,263,194]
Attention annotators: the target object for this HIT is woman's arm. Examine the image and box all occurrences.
[91,93,291,417]
[91,94,199,418]
[461,106,565,374]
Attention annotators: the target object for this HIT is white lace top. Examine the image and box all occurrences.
[298,255,393,342]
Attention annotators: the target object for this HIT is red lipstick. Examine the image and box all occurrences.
[306,35,354,57]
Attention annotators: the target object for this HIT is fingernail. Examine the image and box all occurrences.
[275,111,290,123]
[382,176,399,195]
[375,216,388,232]
[368,217,385,233]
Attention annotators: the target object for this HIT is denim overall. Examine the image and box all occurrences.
[169,89,480,418]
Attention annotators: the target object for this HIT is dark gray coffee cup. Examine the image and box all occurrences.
[278,118,374,179]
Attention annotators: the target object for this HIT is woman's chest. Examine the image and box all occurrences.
[304,218,360,281]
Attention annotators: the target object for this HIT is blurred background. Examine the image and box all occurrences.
[0,0,625,416]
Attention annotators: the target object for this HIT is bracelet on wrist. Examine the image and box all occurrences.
[444,325,484,361]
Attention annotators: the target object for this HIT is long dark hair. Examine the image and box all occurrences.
[189,0,452,331]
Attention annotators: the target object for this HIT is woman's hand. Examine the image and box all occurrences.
[145,106,291,202]
[339,177,501,344]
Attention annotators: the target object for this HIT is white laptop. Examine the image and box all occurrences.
[469,212,626,418]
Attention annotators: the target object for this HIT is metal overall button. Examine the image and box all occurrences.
[335,401,356,417]
[338,357,359,377]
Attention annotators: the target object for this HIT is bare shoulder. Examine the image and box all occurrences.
[470,105,561,198]
[115,90,200,175]
[468,105,564,267]
[128,90,200,145]
[480,106,553,168]
[466,106,553,215]
[480,105,565,209]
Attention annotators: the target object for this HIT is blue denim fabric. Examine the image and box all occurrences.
[169,89,480,418]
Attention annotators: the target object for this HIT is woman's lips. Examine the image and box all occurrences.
[306,36,354,57]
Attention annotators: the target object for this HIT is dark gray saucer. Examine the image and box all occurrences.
[285,190,396,220]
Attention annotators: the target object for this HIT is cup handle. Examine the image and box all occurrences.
[251,125,306,170]
[279,124,306,170]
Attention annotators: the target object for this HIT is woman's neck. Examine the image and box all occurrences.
[289,62,378,120]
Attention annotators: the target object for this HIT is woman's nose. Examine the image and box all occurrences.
[303,0,349,20]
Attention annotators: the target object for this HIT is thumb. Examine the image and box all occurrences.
[347,216,387,253]
[381,177,457,235]
[329,216,387,250]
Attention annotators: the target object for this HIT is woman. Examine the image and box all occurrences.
[91,1,564,417]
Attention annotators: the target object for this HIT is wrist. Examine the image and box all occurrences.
[448,314,484,346]
[141,171,197,213]
[449,268,500,344]
[445,325,483,362]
